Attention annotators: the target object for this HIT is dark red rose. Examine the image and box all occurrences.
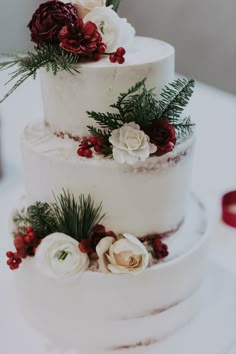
[28,0,77,45]
[59,19,103,56]
[153,238,169,260]
[14,234,27,259]
[146,120,176,156]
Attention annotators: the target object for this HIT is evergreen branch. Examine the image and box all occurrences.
[27,202,58,238]
[157,78,195,120]
[87,111,123,130]
[0,44,80,103]
[106,0,121,11]
[171,116,195,138]
[51,190,105,242]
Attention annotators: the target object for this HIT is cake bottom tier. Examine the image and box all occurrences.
[14,195,208,353]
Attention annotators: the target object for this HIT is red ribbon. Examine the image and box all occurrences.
[222,191,236,228]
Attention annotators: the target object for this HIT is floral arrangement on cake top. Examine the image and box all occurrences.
[0,0,133,102]
[73,78,195,164]
[6,190,169,279]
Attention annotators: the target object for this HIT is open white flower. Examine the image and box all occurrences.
[84,6,135,52]
[96,233,149,274]
[35,233,89,280]
[109,122,157,165]
[72,0,106,19]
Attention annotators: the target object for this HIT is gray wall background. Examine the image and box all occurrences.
[0,0,235,94]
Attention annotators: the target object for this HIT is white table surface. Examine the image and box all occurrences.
[0,70,236,354]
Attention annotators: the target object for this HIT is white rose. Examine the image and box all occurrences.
[84,6,135,52]
[109,122,157,165]
[96,233,149,274]
[35,233,89,281]
[72,0,106,19]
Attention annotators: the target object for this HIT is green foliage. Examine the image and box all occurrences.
[106,0,121,11]
[157,78,195,120]
[27,202,58,238]
[12,191,105,242]
[51,190,105,241]
[0,45,80,103]
[87,78,195,139]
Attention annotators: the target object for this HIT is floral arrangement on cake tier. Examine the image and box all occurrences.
[0,0,133,102]
[6,190,169,279]
[75,78,195,164]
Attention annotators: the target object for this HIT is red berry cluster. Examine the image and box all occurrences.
[94,43,107,61]
[6,227,40,270]
[153,238,169,260]
[77,136,105,158]
[6,252,22,270]
[109,47,126,64]
[79,224,116,254]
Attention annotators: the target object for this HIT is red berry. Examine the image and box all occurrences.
[117,56,125,64]
[98,44,106,54]
[80,140,89,149]
[7,259,13,266]
[84,149,92,158]
[109,54,117,63]
[27,231,36,240]
[116,47,126,56]
[94,145,101,153]
[25,226,33,234]
[94,53,101,61]
[89,136,98,145]
[77,148,85,157]
[6,251,13,258]
[96,138,104,147]
[32,247,37,254]
[24,235,31,244]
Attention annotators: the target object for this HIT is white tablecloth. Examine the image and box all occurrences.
[0,71,236,353]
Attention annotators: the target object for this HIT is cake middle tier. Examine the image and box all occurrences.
[22,123,194,236]
[40,36,175,136]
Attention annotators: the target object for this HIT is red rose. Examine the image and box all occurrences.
[59,19,103,56]
[14,234,27,259]
[28,0,77,45]
[153,238,169,260]
[146,120,176,156]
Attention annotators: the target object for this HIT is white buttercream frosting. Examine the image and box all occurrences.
[21,122,194,236]
[40,36,175,136]
[14,197,208,353]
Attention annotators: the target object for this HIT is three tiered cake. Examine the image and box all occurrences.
[1,1,208,353]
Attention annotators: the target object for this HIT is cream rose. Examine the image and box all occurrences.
[109,122,157,165]
[72,0,106,18]
[96,233,149,274]
[84,6,135,52]
[35,233,89,280]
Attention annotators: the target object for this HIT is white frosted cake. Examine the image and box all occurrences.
[1,1,208,353]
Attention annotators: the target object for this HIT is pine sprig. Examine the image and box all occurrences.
[171,116,195,139]
[106,0,121,11]
[0,45,80,103]
[87,78,195,140]
[157,78,195,120]
[51,190,105,242]
[27,202,58,238]
[87,111,123,130]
